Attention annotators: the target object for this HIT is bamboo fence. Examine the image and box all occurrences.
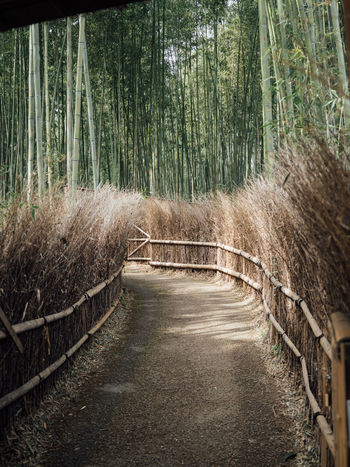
[128,234,335,457]
[0,265,124,435]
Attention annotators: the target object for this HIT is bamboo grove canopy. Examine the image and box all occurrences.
[0,0,141,31]
[2,0,350,77]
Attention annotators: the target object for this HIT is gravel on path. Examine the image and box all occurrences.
[43,264,300,466]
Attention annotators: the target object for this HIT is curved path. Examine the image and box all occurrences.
[47,265,297,466]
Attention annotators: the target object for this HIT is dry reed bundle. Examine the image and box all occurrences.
[142,197,215,240]
[0,187,140,434]
[139,197,217,264]
[0,187,140,323]
[141,142,350,442]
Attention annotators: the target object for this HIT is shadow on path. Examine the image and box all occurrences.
[46,265,296,466]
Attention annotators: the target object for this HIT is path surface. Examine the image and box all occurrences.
[46,265,297,466]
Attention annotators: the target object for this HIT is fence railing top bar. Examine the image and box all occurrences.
[0,295,120,413]
[0,265,124,341]
[150,239,218,247]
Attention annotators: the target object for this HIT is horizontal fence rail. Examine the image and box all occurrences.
[128,232,335,457]
[0,295,120,412]
[0,265,124,432]
[0,266,123,341]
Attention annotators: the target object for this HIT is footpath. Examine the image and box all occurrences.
[45,265,298,466]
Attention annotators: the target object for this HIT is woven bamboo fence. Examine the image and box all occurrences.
[0,265,123,436]
[128,233,335,459]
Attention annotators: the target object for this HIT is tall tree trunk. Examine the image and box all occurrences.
[32,23,44,196]
[27,26,34,200]
[258,0,273,169]
[71,14,85,196]
[82,22,98,190]
[329,0,350,134]
[343,0,350,80]
[44,22,52,195]
[66,17,73,188]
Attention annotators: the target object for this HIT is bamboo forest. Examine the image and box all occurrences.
[2,0,350,464]
[1,0,349,199]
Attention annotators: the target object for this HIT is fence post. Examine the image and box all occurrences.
[330,312,350,466]
[216,245,220,278]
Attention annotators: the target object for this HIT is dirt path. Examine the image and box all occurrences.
[45,265,298,466]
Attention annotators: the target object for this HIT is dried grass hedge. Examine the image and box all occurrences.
[0,187,141,434]
[140,142,350,434]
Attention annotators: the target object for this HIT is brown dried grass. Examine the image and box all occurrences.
[0,186,141,435]
[143,142,350,323]
[142,197,215,241]
[141,142,350,440]
[0,187,141,323]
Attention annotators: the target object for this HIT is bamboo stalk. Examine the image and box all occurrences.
[150,261,217,271]
[128,238,147,242]
[128,238,150,258]
[66,17,73,188]
[344,0,350,80]
[300,301,332,359]
[32,24,44,196]
[0,375,41,411]
[38,355,67,381]
[27,26,34,200]
[82,21,98,190]
[258,0,274,168]
[66,334,88,358]
[88,296,119,336]
[0,307,24,353]
[282,333,301,359]
[0,317,45,339]
[149,261,262,291]
[133,225,150,238]
[44,23,52,196]
[262,297,301,358]
[300,355,334,454]
[71,14,85,196]
[216,266,261,291]
[126,257,151,262]
[150,239,217,247]
[317,415,335,458]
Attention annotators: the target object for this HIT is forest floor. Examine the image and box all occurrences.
[1,265,317,466]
